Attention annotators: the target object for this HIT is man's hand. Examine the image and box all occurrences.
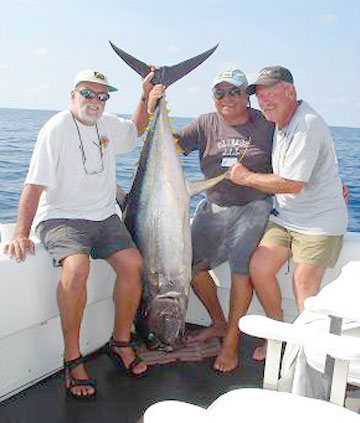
[147,84,165,114]
[1,184,43,263]
[3,236,35,263]
[2,183,43,263]
[142,70,156,101]
[226,162,252,186]
[342,181,350,204]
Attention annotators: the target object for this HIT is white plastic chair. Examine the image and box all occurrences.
[239,261,360,408]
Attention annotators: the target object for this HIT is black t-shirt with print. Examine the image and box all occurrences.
[176,108,274,206]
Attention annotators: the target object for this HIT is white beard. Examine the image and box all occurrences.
[77,104,104,125]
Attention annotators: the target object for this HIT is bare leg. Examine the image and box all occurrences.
[185,270,227,343]
[57,254,95,397]
[293,263,325,312]
[213,273,253,373]
[249,243,289,361]
[108,248,147,376]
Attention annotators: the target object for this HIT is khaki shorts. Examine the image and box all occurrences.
[260,222,343,268]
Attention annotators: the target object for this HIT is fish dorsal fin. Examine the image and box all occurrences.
[186,174,225,198]
[109,41,218,87]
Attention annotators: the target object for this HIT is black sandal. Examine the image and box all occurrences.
[108,337,147,378]
[64,355,97,399]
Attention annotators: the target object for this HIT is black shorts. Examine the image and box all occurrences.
[36,214,136,266]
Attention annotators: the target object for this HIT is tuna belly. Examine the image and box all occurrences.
[141,192,192,291]
[137,191,192,346]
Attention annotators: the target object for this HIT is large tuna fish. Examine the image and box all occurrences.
[110,42,224,350]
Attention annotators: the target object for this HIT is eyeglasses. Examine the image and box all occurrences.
[72,117,104,175]
[213,87,243,100]
[75,88,110,102]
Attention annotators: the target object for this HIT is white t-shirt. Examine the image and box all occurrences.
[270,101,348,235]
[25,109,137,228]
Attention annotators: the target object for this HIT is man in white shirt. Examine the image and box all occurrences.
[227,66,347,360]
[4,69,164,398]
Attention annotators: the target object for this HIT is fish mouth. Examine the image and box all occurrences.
[146,294,185,348]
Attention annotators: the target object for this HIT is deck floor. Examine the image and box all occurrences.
[0,334,264,423]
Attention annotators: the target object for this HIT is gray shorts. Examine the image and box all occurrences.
[36,214,136,267]
[191,197,272,275]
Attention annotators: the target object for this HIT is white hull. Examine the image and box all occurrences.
[1,224,359,402]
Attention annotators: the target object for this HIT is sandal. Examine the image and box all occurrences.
[108,336,147,378]
[64,355,97,399]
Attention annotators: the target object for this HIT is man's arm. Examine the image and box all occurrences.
[226,162,304,194]
[3,183,44,262]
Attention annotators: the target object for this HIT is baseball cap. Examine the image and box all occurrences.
[72,70,118,92]
[212,68,248,89]
[247,66,293,95]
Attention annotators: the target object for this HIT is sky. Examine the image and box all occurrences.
[0,0,359,128]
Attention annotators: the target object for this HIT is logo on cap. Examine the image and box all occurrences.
[94,72,105,80]
[259,69,273,79]
[218,69,242,79]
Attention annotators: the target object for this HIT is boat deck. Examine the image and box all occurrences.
[0,333,263,423]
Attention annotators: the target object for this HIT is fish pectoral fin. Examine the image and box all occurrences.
[186,174,226,197]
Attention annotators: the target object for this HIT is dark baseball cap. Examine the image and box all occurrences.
[247,66,294,95]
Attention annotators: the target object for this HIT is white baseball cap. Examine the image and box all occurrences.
[212,67,248,89]
[72,70,118,92]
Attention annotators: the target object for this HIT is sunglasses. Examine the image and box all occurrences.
[75,88,110,102]
[213,87,243,100]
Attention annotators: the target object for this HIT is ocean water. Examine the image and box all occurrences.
[0,107,359,233]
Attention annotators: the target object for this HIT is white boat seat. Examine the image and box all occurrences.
[142,388,359,422]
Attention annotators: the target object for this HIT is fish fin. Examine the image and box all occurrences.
[157,44,219,87]
[109,41,219,87]
[109,41,151,78]
[186,174,226,197]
